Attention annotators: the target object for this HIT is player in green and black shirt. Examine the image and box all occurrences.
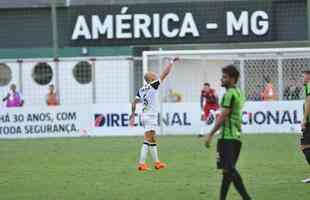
[300,70,310,183]
[205,65,251,200]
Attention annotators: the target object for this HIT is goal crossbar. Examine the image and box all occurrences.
[142,47,310,80]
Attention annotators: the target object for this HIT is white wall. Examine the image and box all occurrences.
[0,57,132,108]
[59,60,93,105]
[0,62,20,107]
[96,59,131,103]
[22,61,56,106]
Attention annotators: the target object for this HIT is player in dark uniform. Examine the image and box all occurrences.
[300,70,310,183]
[204,65,252,200]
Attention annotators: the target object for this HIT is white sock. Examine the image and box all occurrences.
[150,144,159,163]
[139,142,149,164]
[200,127,205,135]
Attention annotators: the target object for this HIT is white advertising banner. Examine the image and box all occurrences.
[92,103,145,136]
[92,103,199,136]
[0,101,303,138]
[92,101,303,136]
[0,106,92,139]
[242,100,302,133]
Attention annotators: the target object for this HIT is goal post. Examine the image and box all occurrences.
[142,47,310,135]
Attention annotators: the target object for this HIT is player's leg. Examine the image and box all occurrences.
[229,140,251,200]
[199,107,211,137]
[217,139,232,200]
[148,131,167,170]
[198,113,207,137]
[138,113,154,171]
[300,126,310,183]
[137,131,151,171]
[301,126,310,165]
[219,140,251,200]
[301,147,310,183]
[227,168,251,200]
[300,145,310,183]
[302,147,310,165]
[148,130,159,163]
[198,121,206,137]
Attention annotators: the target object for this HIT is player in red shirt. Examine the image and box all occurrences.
[198,83,220,137]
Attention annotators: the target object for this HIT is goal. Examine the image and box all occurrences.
[142,48,310,135]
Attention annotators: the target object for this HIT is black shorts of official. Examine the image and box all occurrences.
[301,123,310,145]
[217,139,242,170]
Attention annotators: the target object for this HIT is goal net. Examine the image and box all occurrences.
[142,48,310,135]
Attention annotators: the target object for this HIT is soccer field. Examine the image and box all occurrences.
[0,134,308,200]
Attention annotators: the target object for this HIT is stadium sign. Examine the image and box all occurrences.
[226,11,269,36]
[0,101,304,139]
[242,110,300,126]
[71,8,269,40]
[0,106,92,138]
[0,0,306,48]
[68,1,279,46]
[72,11,200,40]
[94,112,191,128]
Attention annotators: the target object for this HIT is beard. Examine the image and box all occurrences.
[221,82,228,88]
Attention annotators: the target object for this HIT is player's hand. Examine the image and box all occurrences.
[301,121,306,132]
[204,134,213,149]
[300,144,305,151]
[129,114,135,127]
[201,111,205,121]
[170,57,179,64]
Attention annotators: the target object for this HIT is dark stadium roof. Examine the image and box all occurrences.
[0,0,296,8]
[69,0,253,6]
[0,0,65,8]
[68,0,293,6]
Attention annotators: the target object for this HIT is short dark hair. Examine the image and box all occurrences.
[204,82,210,87]
[222,65,239,83]
[303,70,310,74]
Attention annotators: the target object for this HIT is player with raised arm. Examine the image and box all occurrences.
[204,65,252,200]
[129,57,179,171]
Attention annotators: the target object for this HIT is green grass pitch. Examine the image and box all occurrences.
[0,134,308,200]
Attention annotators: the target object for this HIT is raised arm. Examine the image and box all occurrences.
[159,57,179,82]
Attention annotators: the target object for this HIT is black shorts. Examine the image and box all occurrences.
[301,123,310,145]
[217,139,242,170]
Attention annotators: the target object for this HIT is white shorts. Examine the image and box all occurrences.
[141,112,158,132]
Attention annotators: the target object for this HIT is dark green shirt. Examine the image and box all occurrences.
[220,87,244,140]
[304,83,310,123]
